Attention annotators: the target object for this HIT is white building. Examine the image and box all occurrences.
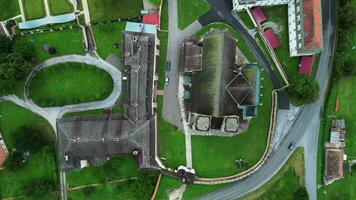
[233,0,323,57]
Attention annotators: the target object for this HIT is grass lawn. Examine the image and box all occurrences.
[87,0,143,23]
[66,156,138,187]
[0,0,19,21]
[28,62,113,107]
[261,6,300,78]
[157,97,186,169]
[23,0,45,20]
[156,176,229,200]
[241,148,305,200]
[92,22,126,59]
[191,23,271,178]
[157,31,168,89]
[236,11,255,29]
[160,0,168,30]
[0,102,58,199]
[14,29,84,63]
[68,183,136,200]
[48,0,73,15]
[317,76,356,199]
[178,0,210,30]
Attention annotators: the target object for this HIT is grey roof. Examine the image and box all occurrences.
[57,115,157,171]
[57,31,158,171]
[183,41,203,72]
[190,30,238,117]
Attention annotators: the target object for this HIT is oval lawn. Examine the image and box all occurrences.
[29,62,114,107]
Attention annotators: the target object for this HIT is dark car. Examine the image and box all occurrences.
[165,61,171,71]
[288,142,296,150]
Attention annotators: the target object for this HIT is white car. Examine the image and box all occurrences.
[165,77,169,85]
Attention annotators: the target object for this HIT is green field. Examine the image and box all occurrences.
[157,32,168,89]
[29,62,114,107]
[178,0,210,30]
[87,0,143,23]
[241,148,305,200]
[23,0,45,20]
[66,157,138,187]
[49,0,73,15]
[0,102,58,199]
[160,0,168,30]
[92,22,126,59]
[68,183,136,200]
[261,6,300,78]
[236,11,255,29]
[318,77,356,199]
[0,0,19,21]
[157,97,186,169]
[14,29,84,62]
[156,176,228,200]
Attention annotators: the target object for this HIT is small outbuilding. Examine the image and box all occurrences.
[264,29,280,49]
[299,56,313,75]
[250,7,266,24]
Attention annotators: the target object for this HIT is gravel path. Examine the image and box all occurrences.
[1,54,122,134]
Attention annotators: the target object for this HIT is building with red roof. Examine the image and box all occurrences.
[143,14,160,29]
[233,0,323,57]
[250,7,266,24]
[299,56,313,75]
[264,29,280,49]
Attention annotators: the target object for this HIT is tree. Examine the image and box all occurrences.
[286,74,320,106]
[22,178,56,198]
[5,152,24,171]
[0,53,32,80]
[12,125,54,153]
[0,35,13,54]
[48,47,57,55]
[293,187,308,200]
[13,40,35,61]
[129,172,157,200]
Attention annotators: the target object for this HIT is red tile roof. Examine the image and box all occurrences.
[143,14,160,28]
[251,7,266,24]
[264,29,280,49]
[302,0,323,51]
[299,56,313,75]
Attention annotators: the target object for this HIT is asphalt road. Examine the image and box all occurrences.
[199,0,336,199]
[199,0,289,109]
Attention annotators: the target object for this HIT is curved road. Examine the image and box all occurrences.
[2,54,122,130]
[199,0,336,199]
[199,0,289,109]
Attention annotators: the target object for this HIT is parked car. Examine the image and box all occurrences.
[288,142,296,150]
[165,77,169,85]
[165,61,171,71]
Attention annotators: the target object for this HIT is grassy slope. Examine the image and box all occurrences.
[87,0,142,23]
[14,29,84,63]
[23,0,45,20]
[262,6,300,78]
[0,102,58,199]
[48,0,73,15]
[68,183,136,200]
[318,77,356,199]
[157,97,186,169]
[236,11,255,29]
[28,62,113,107]
[157,31,168,89]
[66,157,138,187]
[0,0,19,21]
[155,176,228,200]
[241,148,305,200]
[178,0,210,30]
[92,22,126,59]
[160,0,168,30]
